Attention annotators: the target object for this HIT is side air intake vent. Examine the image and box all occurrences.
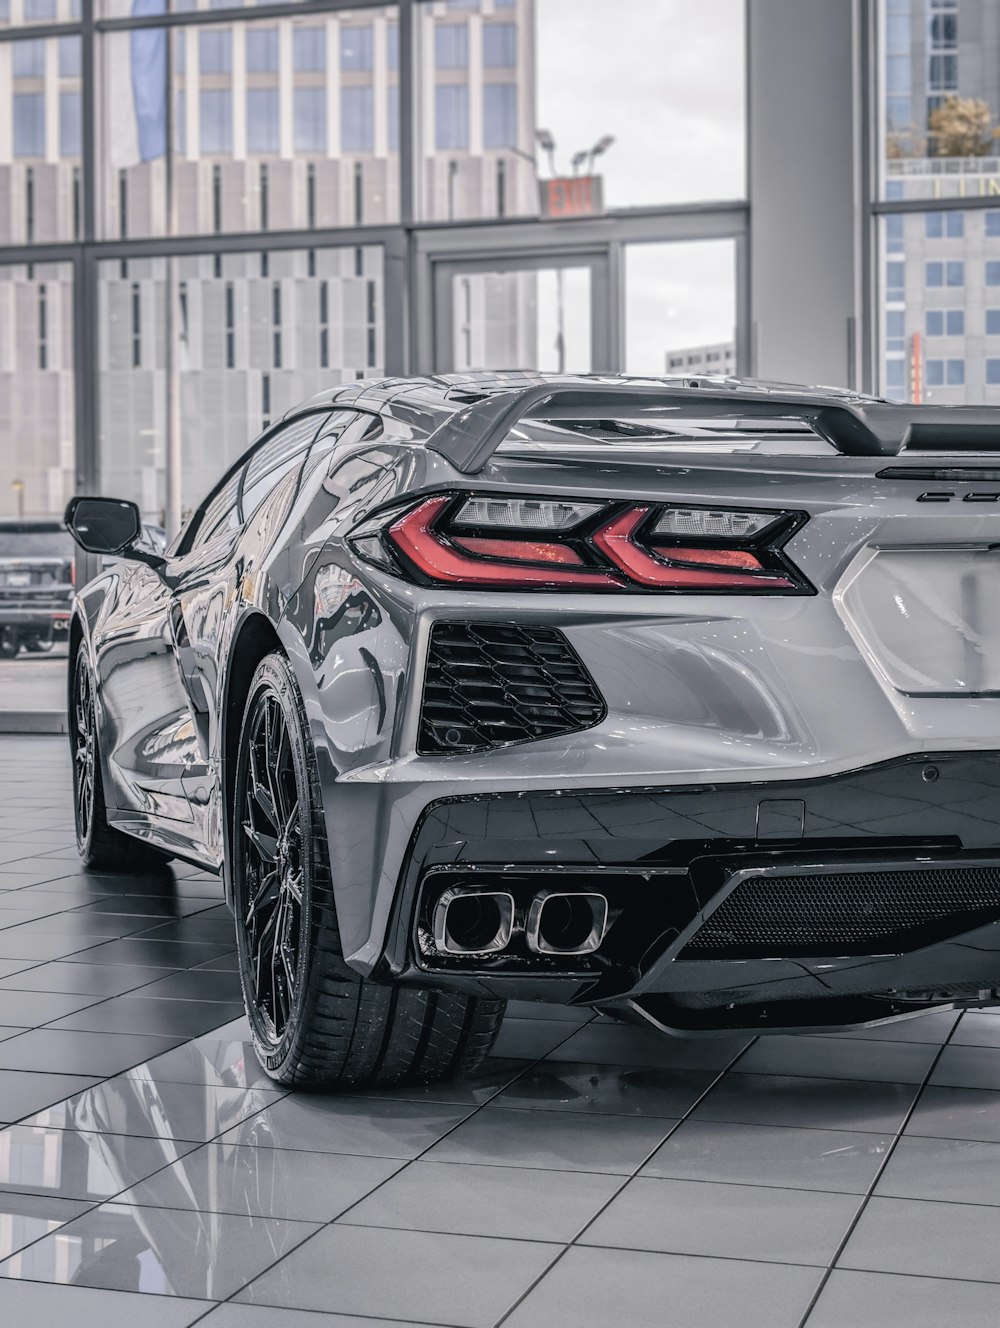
[418,621,605,753]
[679,863,1000,960]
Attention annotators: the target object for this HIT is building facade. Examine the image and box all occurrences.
[0,0,537,522]
[884,0,1000,403]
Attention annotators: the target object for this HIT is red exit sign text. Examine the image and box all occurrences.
[539,176,605,219]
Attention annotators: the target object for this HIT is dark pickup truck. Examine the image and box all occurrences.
[0,519,75,658]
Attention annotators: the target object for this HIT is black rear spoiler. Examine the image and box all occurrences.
[423,384,1000,474]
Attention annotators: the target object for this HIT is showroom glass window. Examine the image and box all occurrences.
[878,0,1000,401]
[415,0,745,221]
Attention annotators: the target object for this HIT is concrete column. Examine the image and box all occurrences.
[748,0,865,390]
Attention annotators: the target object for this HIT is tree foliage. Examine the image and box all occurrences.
[928,95,1000,157]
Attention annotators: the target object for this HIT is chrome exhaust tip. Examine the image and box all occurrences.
[525,890,609,956]
[432,886,516,956]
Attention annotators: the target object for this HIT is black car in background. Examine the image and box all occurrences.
[0,519,75,658]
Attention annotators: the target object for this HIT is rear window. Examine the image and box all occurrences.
[0,524,74,558]
[497,416,838,457]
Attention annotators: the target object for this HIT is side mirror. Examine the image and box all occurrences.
[64,496,166,574]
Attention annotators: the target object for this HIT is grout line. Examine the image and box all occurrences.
[794,1014,966,1328]
[489,1033,759,1328]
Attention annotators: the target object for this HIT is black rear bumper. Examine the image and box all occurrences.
[378,751,1000,1032]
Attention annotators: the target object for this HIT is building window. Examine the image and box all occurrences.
[925,211,964,239]
[387,22,399,71]
[436,23,468,68]
[246,27,279,73]
[925,260,963,287]
[341,86,373,152]
[294,87,326,153]
[294,27,325,72]
[247,88,279,153]
[59,91,81,156]
[926,358,964,387]
[175,29,185,75]
[225,281,235,369]
[885,360,905,391]
[886,215,903,253]
[176,88,186,153]
[435,84,469,150]
[58,36,81,78]
[199,30,232,75]
[987,359,1000,385]
[37,283,47,370]
[987,212,1000,238]
[886,309,905,351]
[483,22,516,68]
[987,261,1000,286]
[886,261,905,300]
[483,83,517,148]
[388,83,399,153]
[24,0,56,15]
[13,94,44,158]
[13,40,45,78]
[341,24,373,70]
[131,282,141,368]
[925,309,964,336]
[987,309,1000,335]
[200,90,233,154]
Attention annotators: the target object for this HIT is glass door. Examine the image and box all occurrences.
[432,252,611,374]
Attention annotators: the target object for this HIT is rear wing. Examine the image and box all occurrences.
[423,384,1000,474]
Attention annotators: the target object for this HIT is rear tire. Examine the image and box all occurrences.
[232,651,505,1089]
[72,650,172,872]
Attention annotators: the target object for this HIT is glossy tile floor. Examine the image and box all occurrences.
[1,739,1000,1325]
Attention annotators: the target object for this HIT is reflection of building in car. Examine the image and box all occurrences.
[0,519,75,658]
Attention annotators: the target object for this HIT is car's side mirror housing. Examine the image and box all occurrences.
[64,496,166,573]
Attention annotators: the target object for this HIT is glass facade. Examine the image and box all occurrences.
[0,0,750,540]
[878,1,1000,401]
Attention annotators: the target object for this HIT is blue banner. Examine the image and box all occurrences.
[130,0,167,161]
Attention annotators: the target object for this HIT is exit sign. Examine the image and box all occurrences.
[539,175,605,219]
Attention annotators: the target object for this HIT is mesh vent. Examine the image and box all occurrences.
[679,865,1000,959]
[419,622,606,754]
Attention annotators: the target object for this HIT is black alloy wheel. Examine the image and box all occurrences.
[233,651,506,1089]
[71,648,170,870]
[72,649,97,847]
[238,686,304,1041]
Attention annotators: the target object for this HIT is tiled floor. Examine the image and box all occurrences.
[1,738,1000,1325]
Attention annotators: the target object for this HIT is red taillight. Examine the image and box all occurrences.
[387,497,624,589]
[351,493,808,594]
[591,507,795,591]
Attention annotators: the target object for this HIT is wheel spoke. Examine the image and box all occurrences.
[242,821,278,864]
[248,740,279,831]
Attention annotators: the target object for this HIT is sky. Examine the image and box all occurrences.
[534,0,745,372]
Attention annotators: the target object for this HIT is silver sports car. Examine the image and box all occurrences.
[64,371,1000,1088]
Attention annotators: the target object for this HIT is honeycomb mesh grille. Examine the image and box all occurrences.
[679,865,1000,959]
[418,622,606,754]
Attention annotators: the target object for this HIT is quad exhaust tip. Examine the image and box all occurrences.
[431,884,610,958]
[433,886,515,956]
[525,889,609,957]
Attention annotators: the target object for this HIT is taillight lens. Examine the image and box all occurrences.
[349,493,810,594]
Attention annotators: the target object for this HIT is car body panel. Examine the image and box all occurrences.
[66,373,1000,1035]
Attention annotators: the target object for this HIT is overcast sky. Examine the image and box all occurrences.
[534,0,744,373]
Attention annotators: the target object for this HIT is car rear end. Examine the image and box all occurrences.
[321,381,1000,1034]
[0,520,75,656]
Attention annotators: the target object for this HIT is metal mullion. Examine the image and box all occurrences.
[95,0,394,33]
[0,244,81,265]
[81,0,95,243]
[873,194,1000,215]
[398,0,414,226]
[83,224,403,261]
[0,21,81,42]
